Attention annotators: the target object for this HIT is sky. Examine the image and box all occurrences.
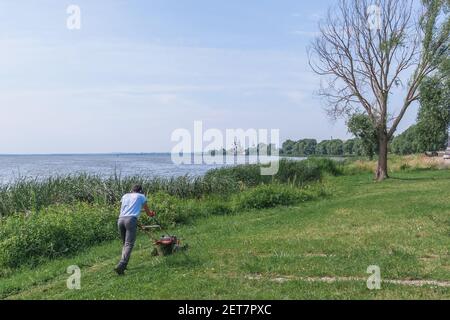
[0,0,419,154]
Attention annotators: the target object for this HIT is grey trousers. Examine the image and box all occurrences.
[117,217,138,268]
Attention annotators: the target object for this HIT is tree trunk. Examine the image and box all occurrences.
[376,132,389,181]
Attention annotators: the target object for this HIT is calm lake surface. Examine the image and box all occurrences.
[0,154,303,184]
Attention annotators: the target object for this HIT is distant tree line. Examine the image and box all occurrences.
[282,84,449,158]
[282,126,449,158]
[281,138,373,157]
[390,126,448,156]
[209,143,277,156]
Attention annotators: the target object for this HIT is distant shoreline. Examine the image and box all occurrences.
[0,154,305,184]
[0,153,173,156]
[0,153,306,158]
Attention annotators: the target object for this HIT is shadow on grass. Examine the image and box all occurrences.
[389,176,434,181]
[389,169,450,181]
[389,176,450,182]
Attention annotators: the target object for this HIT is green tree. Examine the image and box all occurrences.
[347,114,378,160]
[416,59,450,153]
[296,139,317,156]
[391,125,421,155]
[281,140,296,156]
[352,139,366,156]
[327,139,344,156]
[343,139,356,156]
[316,140,329,155]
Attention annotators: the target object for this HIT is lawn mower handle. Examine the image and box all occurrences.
[137,217,168,236]
[147,216,168,233]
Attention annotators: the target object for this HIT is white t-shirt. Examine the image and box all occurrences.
[119,193,147,218]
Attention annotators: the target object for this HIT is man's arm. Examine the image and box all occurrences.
[143,203,156,217]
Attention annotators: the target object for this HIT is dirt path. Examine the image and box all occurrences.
[247,274,450,288]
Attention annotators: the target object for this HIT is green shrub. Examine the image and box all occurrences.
[0,203,117,268]
[235,184,320,210]
[204,159,337,188]
[273,160,321,185]
[140,192,191,227]
[141,193,236,227]
[141,184,323,226]
[204,164,264,187]
[305,158,343,176]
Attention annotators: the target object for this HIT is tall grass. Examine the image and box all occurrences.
[0,174,238,217]
[342,154,450,175]
[204,158,341,187]
[0,158,340,217]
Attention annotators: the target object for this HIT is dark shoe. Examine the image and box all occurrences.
[114,264,126,275]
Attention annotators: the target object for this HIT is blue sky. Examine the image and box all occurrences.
[0,0,418,153]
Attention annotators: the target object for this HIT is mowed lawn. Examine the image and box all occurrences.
[1,170,450,299]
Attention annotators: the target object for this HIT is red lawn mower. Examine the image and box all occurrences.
[139,218,188,257]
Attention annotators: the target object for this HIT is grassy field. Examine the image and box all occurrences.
[1,169,450,300]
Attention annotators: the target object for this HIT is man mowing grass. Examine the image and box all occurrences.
[115,184,156,275]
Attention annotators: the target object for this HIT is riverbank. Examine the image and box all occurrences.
[1,168,449,299]
[0,159,337,270]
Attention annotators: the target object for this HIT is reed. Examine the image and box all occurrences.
[0,159,337,217]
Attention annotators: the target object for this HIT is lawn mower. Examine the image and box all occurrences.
[139,218,188,257]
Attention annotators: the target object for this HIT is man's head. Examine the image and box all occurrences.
[131,184,144,194]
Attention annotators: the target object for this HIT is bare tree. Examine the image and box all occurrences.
[309,0,449,180]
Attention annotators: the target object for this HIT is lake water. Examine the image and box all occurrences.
[0,154,300,184]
